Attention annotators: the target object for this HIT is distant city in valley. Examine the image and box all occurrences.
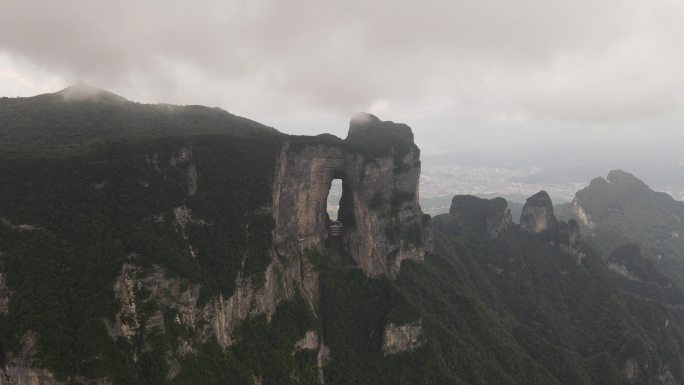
[328,142,684,217]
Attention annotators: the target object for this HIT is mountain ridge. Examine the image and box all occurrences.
[0,83,280,156]
[558,169,684,289]
[1,88,684,385]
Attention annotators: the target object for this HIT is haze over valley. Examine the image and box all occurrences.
[3,1,684,385]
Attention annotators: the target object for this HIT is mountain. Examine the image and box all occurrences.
[1,88,684,385]
[0,83,277,155]
[431,195,684,385]
[418,193,524,219]
[557,170,684,288]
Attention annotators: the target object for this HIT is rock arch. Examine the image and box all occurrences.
[272,114,432,278]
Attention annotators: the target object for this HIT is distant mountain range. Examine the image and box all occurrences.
[558,169,684,289]
[420,145,684,206]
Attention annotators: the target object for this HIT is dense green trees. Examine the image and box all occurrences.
[2,90,683,384]
[0,133,281,382]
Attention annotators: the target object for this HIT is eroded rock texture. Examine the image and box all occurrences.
[448,195,512,238]
[520,191,557,234]
[0,113,430,384]
[272,113,432,278]
[382,321,425,356]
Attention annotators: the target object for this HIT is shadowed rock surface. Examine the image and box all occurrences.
[520,190,557,234]
[558,170,684,289]
[3,89,684,385]
[447,195,512,238]
[273,113,432,278]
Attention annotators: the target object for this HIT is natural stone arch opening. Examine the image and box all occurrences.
[326,179,342,221]
[272,113,432,278]
[324,170,353,238]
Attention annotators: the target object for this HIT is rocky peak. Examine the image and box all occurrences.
[448,195,512,238]
[487,198,513,238]
[606,169,649,189]
[382,321,425,356]
[58,81,128,103]
[347,112,414,142]
[605,244,650,281]
[349,112,382,133]
[272,114,431,279]
[520,191,557,234]
[587,176,610,189]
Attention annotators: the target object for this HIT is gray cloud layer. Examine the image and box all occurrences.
[1,0,684,149]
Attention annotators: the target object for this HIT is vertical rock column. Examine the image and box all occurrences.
[271,114,432,279]
[341,114,432,278]
[272,141,345,254]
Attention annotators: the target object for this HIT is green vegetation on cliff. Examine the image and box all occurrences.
[2,89,684,385]
[0,87,283,382]
[557,170,684,288]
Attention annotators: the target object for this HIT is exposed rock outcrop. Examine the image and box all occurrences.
[447,195,512,238]
[107,263,142,341]
[520,191,557,234]
[317,342,330,384]
[96,115,432,381]
[108,257,312,343]
[607,261,638,281]
[1,113,431,383]
[571,198,595,229]
[486,198,513,238]
[272,140,346,253]
[563,169,684,291]
[558,219,585,264]
[173,206,207,259]
[272,114,432,278]
[568,219,581,246]
[604,244,660,283]
[204,258,303,348]
[293,330,319,352]
[108,263,202,343]
[382,321,425,356]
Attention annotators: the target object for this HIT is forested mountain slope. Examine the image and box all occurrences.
[558,170,684,290]
[1,88,682,385]
[0,83,277,155]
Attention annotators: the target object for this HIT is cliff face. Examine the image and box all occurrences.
[8,88,684,385]
[559,170,684,289]
[520,191,557,234]
[0,111,430,385]
[272,141,346,253]
[272,114,432,278]
[448,195,512,239]
[382,321,425,356]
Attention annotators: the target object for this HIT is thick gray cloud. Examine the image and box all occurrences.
[1,0,684,150]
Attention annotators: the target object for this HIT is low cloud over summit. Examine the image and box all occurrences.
[2,0,684,148]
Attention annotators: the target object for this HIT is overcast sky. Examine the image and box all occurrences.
[1,0,684,152]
